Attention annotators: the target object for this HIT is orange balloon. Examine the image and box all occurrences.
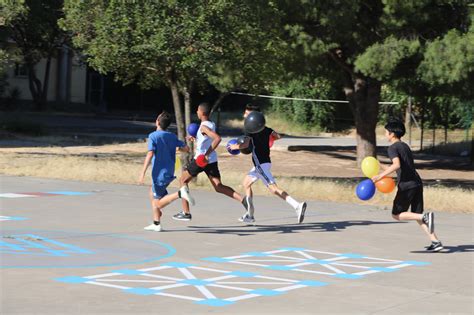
[375,177,396,193]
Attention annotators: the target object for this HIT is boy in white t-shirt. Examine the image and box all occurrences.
[172,103,247,221]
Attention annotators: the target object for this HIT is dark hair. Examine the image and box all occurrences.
[157,111,172,130]
[245,104,260,112]
[198,103,211,116]
[385,120,406,138]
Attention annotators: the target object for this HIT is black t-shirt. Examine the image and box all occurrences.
[387,141,422,191]
[246,127,273,166]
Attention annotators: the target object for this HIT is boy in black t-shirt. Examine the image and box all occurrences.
[230,104,307,224]
[372,121,443,252]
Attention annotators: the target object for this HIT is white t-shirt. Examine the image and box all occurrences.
[194,120,218,164]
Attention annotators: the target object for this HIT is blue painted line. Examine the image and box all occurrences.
[112,269,144,275]
[297,280,328,287]
[1,228,176,269]
[35,236,93,254]
[227,271,258,278]
[338,253,366,259]
[2,216,27,221]
[162,262,194,268]
[265,265,294,271]
[201,257,230,263]
[124,288,159,295]
[332,274,364,279]
[369,267,397,272]
[249,289,283,296]
[55,276,91,284]
[401,261,431,266]
[278,247,307,251]
[0,240,27,251]
[180,279,212,286]
[46,191,91,196]
[195,299,234,307]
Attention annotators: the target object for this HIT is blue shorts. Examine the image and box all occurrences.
[152,183,169,200]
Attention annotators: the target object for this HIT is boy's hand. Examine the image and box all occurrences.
[371,174,382,183]
[138,174,145,185]
[186,136,195,142]
[229,144,240,150]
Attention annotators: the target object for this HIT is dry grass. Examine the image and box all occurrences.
[2,152,472,213]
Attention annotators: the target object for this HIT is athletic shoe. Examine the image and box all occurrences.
[173,211,192,221]
[143,223,162,232]
[426,241,443,252]
[422,212,434,233]
[179,186,195,206]
[296,202,307,224]
[238,213,255,224]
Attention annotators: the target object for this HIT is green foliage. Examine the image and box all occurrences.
[269,77,337,131]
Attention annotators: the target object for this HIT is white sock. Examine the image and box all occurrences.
[285,196,299,210]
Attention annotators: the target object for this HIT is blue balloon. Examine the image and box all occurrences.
[226,139,240,155]
[356,179,376,200]
[187,123,199,137]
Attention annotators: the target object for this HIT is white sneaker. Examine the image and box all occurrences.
[296,202,307,224]
[238,213,256,224]
[144,223,162,232]
[179,186,195,206]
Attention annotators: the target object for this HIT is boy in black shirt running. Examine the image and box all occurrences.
[230,104,307,224]
[372,121,443,252]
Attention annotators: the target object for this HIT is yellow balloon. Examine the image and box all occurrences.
[175,155,181,172]
[361,156,380,178]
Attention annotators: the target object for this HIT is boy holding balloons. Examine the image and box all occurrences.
[172,103,247,221]
[372,121,443,252]
[138,111,194,232]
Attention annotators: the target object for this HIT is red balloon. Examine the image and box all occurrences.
[375,177,396,193]
[196,154,208,168]
[269,134,275,148]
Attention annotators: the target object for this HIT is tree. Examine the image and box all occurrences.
[62,0,282,142]
[279,0,471,163]
[5,0,66,110]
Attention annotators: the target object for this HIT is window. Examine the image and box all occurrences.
[14,63,28,77]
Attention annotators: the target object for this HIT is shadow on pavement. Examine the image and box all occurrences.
[169,220,405,236]
[410,244,474,254]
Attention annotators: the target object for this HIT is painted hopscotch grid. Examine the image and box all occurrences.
[202,247,430,279]
[55,262,328,307]
[1,234,93,257]
[0,191,92,198]
[0,216,27,221]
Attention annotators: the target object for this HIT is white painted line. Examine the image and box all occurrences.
[150,283,188,290]
[87,273,120,279]
[195,285,216,299]
[141,273,182,281]
[178,268,196,279]
[99,279,174,284]
[296,251,317,260]
[275,284,307,292]
[156,292,203,301]
[88,281,129,290]
[320,264,346,274]
[190,266,229,273]
[293,269,334,276]
[0,193,37,198]
[217,281,293,285]
[256,275,298,283]
[207,284,251,292]
[226,294,259,302]
[204,275,236,282]
[304,249,341,255]
[331,263,371,269]
[139,265,171,272]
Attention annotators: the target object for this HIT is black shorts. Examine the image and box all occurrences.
[186,159,221,178]
[392,186,424,215]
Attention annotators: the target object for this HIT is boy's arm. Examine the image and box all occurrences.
[271,130,282,140]
[138,151,154,185]
[372,157,400,182]
[229,137,250,150]
[200,125,221,157]
[177,145,190,153]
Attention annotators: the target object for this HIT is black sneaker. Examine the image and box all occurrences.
[172,211,192,221]
[426,241,443,252]
[422,212,434,234]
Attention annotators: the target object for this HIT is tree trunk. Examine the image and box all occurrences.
[27,63,44,110]
[420,102,425,151]
[167,71,185,140]
[183,82,194,163]
[40,53,53,106]
[344,76,381,165]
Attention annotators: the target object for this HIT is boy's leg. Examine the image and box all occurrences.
[242,174,256,217]
[149,186,162,222]
[208,175,243,202]
[179,170,195,214]
[172,170,195,221]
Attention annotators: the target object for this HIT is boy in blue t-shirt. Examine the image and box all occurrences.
[138,111,193,232]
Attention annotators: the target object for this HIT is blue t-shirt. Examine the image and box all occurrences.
[147,130,186,186]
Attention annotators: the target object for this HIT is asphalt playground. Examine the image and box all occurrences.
[1,175,473,314]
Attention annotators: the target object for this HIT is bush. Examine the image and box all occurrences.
[269,77,336,131]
